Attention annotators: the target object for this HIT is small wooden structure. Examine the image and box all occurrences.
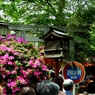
[41,27,73,75]
[41,27,73,59]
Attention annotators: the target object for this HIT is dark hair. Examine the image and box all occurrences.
[20,87,35,95]
[51,76,63,91]
[78,87,86,93]
[85,75,92,80]
[77,87,88,95]
[36,80,59,95]
[50,70,55,78]
[63,79,74,91]
[79,80,86,86]
[90,66,95,76]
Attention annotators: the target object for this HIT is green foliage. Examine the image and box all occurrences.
[0,0,66,26]
[81,6,95,25]
[0,0,95,26]
[74,23,95,62]
[88,23,95,51]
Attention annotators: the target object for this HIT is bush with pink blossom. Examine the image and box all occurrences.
[0,34,49,95]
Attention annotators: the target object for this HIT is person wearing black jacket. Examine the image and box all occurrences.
[86,66,95,94]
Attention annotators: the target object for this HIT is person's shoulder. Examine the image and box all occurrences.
[88,81,95,86]
[86,81,95,93]
[65,90,72,95]
[0,86,3,95]
[59,91,66,95]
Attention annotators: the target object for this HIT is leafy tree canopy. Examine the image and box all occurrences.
[0,0,94,27]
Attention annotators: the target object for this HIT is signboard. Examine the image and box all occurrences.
[63,61,86,84]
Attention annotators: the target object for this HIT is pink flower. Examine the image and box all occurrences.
[9,56,14,60]
[0,36,2,40]
[25,78,30,84]
[31,63,37,68]
[42,65,49,71]
[6,34,14,39]
[23,40,28,44]
[0,59,7,64]
[8,61,14,65]
[3,88,7,94]
[14,66,19,70]
[7,48,14,53]
[0,46,8,51]
[7,41,11,44]
[33,71,39,77]
[20,66,24,70]
[44,76,47,79]
[35,59,41,66]
[17,37,25,43]
[20,70,28,77]
[12,87,20,93]
[3,53,9,60]
[13,52,19,55]
[0,67,5,71]
[30,59,41,68]
[17,76,27,85]
[7,81,17,88]
[5,70,11,76]
[8,79,12,82]
[11,70,16,74]
[33,69,42,77]
[1,39,7,43]
[27,69,32,74]
[28,60,34,66]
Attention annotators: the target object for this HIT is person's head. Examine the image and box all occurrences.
[85,75,92,82]
[51,76,64,91]
[90,66,95,78]
[77,88,88,95]
[78,87,86,93]
[63,79,74,92]
[20,87,35,95]
[79,80,86,88]
[36,80,59,95]
[50,70,55,78]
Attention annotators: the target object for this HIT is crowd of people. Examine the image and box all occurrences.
[77,66,95,95]
[0,66,95,95]
[20,65,95,95]
[0,69,74,95]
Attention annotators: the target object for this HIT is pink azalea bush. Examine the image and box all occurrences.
[0,34,49,95]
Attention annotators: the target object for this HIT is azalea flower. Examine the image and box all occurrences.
[7,81,17,88]
[0,34,49,95]
[42,64,49,71]
[17,76,27,85]
[27,69,32,74]
[0,45,8,51]
[20,70,28,77]
[9,56,14,60]
[12,87,20,93]
[11,70,17,75]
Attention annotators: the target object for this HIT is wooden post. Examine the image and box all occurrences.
[54,59,59,76]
